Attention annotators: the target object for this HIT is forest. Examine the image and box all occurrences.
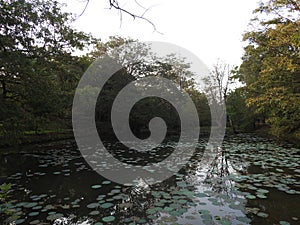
[0,0,299,146]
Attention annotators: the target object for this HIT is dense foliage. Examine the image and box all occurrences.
[0,0,299,145]
[236,0,300,138]
[0,0,92,144]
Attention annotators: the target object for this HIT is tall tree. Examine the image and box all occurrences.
[0,0,92,143]
[239,0,300,137]
[86,37,207,135]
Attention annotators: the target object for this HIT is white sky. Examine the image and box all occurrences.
[61,0,260,68]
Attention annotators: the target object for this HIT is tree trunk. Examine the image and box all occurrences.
[0,80,7,98]
[228,114,236,134]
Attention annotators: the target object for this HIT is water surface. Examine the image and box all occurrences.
[0,134,299,225]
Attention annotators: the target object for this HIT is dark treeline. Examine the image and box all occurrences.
[0,0,299,146]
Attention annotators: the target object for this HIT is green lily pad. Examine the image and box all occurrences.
[100,203,114,209]
[257,212,269,218]
[89,210,100,215]
[220,218,231,225]
[201,214,212,220]
[102,180,111,185]
[15,219,25,224]
[245,194,256,199]
[102,216,115,222]
[236,216,251,223]
[279,221,290,225]
[199,209,210,214]
[28,211,39,216]
[87,203,100,209]
[46,213,63,221]
[29,220,40,225]
[24,202,38,208]
[257,189,269,194]
[146,208,157,215]
[256,194,267,199]
[91,185,102,189]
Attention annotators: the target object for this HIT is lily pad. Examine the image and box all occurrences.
[257,212,269,218]
[89,210,100,215]
[279,221,290,225]
[24,202,38,208]
[29,220,40,225]
[46,213,63,221]
[220,218,231,225]
[91,185,102,189]
[28,211,39,216]
[102,180,111,185]
[236,216,251,223]
[15,219,26,224]
[245,194,256,199]
[100,203,114,209]
[87,203,100,209]
[102,216,115,222]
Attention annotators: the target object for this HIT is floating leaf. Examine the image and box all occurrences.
[256,189,269,194]
[102,216,115,222]
[257,212,269,218]
[28,211,39,216]
[91,185,102,189]
[220,218,231,225]
[46,213,63,221]
[102,180,111,185]
[146,208,157,215]
[100,203,114,209]
[245,194,256,199]
[15,219,25,224]
[256,194,267,199]
[24,202,38,208]
[29,220,40,225]
[279,221,290,225]
[87,203,99,209]
[236,216,251,223]
[89,210,100,215]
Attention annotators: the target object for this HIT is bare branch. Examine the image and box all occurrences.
[76,0,90,19]
[75,0,162,33]
[108,0,162,34]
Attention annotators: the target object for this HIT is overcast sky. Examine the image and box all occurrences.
[61,0,260,68]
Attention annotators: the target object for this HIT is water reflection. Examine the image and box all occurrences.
[0,134,299,225]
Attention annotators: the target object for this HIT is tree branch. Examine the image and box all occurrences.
[108,0,161,33]
[76,0,161,33]
[76,0,90,19]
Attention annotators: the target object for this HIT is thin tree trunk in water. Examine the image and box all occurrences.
[228,114,236,134]
[1,80,7,98]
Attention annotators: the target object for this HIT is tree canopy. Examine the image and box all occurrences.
[238,0,300,137]
[0,0,93,144]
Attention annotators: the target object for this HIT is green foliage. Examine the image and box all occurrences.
[0,183,15,222]
[0,183,11,201]
[226,88,256,132]
[0,0,93,144]
[239,0,300,137]
[89,37,209,133]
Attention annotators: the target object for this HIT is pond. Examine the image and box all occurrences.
[0,134,299,225]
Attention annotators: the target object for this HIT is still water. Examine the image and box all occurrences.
[0,134,299,225]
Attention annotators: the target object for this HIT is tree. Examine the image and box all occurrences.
[85,37,206,136]
[226,87,256,132]
[202,60,233,133]
[239,0,300,137]
[0,0,92,144]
